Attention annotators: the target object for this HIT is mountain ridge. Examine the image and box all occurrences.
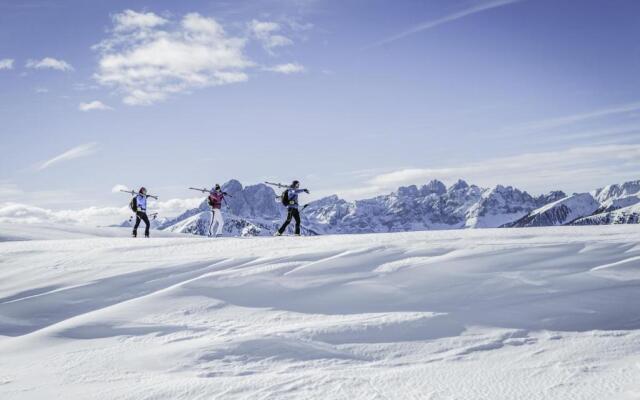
[123,179,639,236]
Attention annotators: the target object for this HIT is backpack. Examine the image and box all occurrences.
[281,189,289,206]
[129,196,137,212]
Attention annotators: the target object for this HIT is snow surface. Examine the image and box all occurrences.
[1,223,640,399]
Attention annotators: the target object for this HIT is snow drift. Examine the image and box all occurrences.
[1,223,639,399]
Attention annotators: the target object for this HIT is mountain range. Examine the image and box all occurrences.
[120,179,640,236]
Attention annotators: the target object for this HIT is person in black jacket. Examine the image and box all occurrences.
[276,180,309,236]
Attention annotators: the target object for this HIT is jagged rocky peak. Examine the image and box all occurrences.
[397,185,419,197]
[483,184,528,202]
[535,190,566,206]
[309,194,345,207]
[449,179,469,191]
[420,179,446,196]
[594,180,640,203]
[222,179,243,194]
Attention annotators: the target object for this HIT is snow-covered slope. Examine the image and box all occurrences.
[573,203,640,225]
[594,180,640,203]
[508,179,640,228]
[506,193,600,227]
[1,224,640,399]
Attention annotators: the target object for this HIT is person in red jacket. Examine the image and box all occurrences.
[208,184,227,237]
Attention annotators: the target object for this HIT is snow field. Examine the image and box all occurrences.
[0,224,639,399]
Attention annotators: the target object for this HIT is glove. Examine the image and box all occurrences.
[304,189,310,194]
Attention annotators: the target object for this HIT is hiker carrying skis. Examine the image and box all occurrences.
[208,184,228,237]
[132,187,151,238]
[276,180,309,236]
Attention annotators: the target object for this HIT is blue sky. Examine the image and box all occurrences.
[1,0,639,224]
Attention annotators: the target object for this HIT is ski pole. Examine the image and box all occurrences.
[128,212,158,222]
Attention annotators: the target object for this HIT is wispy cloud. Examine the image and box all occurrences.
[365,0,522,49]
[511,101,640,132]
[0,58,14,70]
[333,144,640,199]
[38,142,98,171]
[265,62,305,74]
[79,100,113,112]
[249,19,294,54]
[26,57,74,71]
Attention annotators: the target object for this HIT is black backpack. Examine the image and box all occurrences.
[281,189,289,206]
[129,196,137,212]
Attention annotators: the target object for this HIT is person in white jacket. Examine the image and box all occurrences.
[207,184,227,237]
[132,187,151,238]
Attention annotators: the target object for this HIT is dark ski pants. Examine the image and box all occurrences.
[278,207,301,235]
[133,211,150,237]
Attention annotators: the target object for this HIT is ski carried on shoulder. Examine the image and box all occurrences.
[120,189,158,200]
[265,181,289,189]
[188,187,233,197]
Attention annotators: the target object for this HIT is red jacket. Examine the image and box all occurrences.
[208,192,224,209]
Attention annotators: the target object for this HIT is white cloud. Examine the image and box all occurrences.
[366,0,522,49]
[0,196,203,226]
[0,58,14,70]
[79,100,113,111]
[38,142,98,171]
[113,9,168,31]
[26,57,74,71]
[249,19,293,53]
[334,144,640,200]
[265,62,305,74]
[35,87,49,94]
[148,197,202,216]
[111,184,130,193]
[94,11,253,105]
[0,202,130,225]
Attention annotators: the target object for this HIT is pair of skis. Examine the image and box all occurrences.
[119,189,158,200]
[188,187,233,197]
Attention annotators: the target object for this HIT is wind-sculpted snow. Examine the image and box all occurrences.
[1,224,639,399]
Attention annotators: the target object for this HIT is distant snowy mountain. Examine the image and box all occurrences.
[507,179,640,228]
[573,203,640,225]
[301,180,563,233]
[120,179,639,236]
[505,193,600,227]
